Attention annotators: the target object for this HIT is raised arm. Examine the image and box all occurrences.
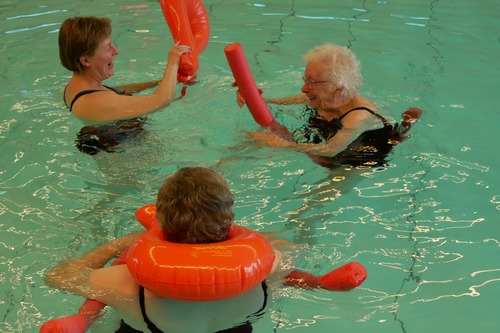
[113,80,161,96]
[236,89,308,108]
[264,93,309,105]
[72,44,189,122]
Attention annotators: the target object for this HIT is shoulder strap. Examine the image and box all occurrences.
[341,107,391,126]
[139,286,164,333]
[69,90,101,112]
[68,86,124,112]
[103,85,125,95]
[255,281,269,315]
[63,85,69,108]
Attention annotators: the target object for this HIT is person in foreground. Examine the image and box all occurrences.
[236,43,422,169]
[59,16,190,154]
[42,167,367,333]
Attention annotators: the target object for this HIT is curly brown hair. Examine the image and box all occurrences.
[156,167,235,244]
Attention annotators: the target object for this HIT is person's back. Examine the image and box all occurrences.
[90,265,269,332]
[44,167,280,332]
[42,167,366,333]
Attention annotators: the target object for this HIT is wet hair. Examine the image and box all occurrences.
[58,16,112,73]
[303,43,362,99]
[156,167,235,244]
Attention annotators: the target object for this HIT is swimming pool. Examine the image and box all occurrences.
[1,0,498,332]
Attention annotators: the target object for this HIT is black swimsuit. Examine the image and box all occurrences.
[64,85,146,155]
[294,106,395,168]
[65,85,124,111]
[117,283,268,333]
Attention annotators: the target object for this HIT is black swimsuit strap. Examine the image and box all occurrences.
[69,90,101,111]
[255,281,268,315]
[340,107,391,126]
[139,286,164,333]
[65,85,124,112]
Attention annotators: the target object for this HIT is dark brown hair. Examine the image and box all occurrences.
[156,167,235,244]
[58,17,112,73]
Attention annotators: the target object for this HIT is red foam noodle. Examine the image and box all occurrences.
[224,43,275,127]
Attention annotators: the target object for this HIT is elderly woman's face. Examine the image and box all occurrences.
[301,61,338,109]
[85,35,119,80]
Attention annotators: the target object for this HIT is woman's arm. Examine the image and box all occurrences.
[264,93,308,105]
[72,44,189,122]
[262,233,367,291]
[113,80,161,96]
[249,108,384,157]
[248,126,363,157]
[44,231,144,298]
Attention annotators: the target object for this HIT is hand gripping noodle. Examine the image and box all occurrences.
[224,42,275,126]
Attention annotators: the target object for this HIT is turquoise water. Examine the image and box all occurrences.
[1,0,499,332]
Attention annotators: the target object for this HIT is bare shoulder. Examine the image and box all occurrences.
[90,265,139,298]
[71,90,126,118]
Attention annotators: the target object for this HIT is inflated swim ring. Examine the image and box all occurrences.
[127,204,275,301]
[160,0,210,83]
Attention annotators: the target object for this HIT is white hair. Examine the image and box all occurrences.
[303,43,362,99]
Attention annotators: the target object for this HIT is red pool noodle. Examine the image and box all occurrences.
[285,262,367,291]
[319,262,367,291]
[224,43,275,127]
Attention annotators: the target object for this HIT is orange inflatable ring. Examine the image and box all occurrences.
[160,0,210,83]
[127,204,275,301]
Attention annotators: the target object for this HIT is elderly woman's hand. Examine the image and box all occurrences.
[232,82,263,108]
[248,131,292,148]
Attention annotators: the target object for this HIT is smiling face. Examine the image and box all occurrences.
[301,61,340,111]
[81,35,119,81]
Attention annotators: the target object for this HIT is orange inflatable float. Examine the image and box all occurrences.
[127,204,275,301]
[160,0,210,83]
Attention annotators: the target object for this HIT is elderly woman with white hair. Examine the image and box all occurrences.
[236,43,421,169]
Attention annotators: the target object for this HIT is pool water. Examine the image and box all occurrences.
[1,0,499,332]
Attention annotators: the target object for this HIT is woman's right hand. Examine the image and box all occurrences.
[167,42,191,64]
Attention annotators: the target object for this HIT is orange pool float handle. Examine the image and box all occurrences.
[160,0,210,83]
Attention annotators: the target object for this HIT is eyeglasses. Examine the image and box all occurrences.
[301,76,331,87]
